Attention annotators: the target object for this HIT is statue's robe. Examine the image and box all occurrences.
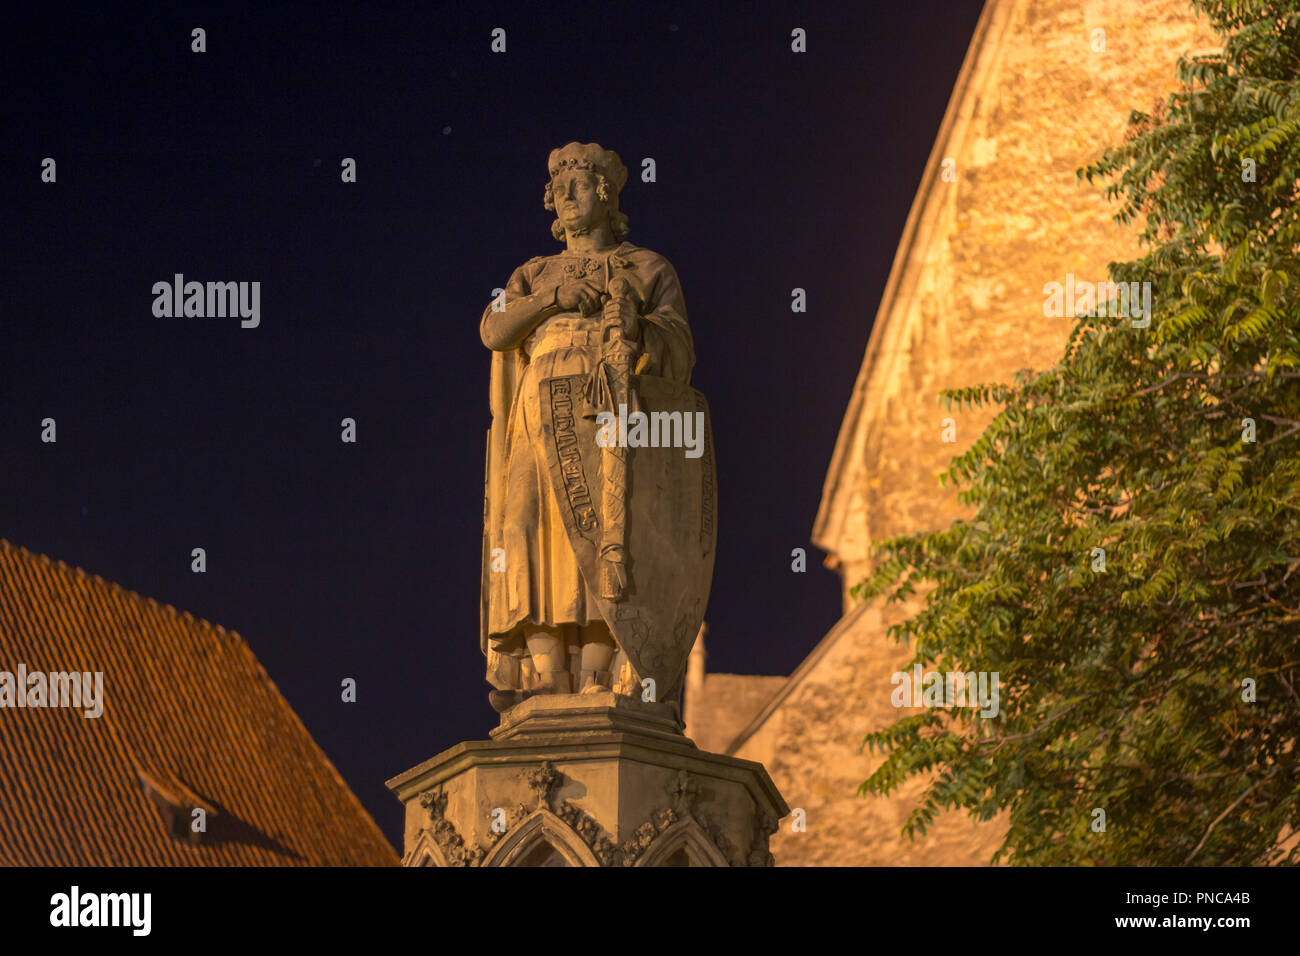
[481,242,695,691]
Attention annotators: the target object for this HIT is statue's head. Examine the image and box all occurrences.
[543,142,629,243]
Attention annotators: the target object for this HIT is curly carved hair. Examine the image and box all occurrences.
[543,171,630,243]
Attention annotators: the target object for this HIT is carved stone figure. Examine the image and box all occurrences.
[480,142,716,713]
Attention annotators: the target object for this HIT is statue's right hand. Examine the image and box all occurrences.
[555,279,604,316]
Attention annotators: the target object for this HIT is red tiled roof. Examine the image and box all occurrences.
[0,540,396,865]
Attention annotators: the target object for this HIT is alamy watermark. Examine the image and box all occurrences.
[1043,274,1152,328]
[152,274,260,328]
[0,664,104,718]
[595,405,706,459]
[50,886,150,936]
[890,664,1000,718]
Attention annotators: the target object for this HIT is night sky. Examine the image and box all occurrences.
[4,0,986,849]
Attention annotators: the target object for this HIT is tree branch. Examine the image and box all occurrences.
[1183,771,1274,864]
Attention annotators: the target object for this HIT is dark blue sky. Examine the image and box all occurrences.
[3,0,985,849]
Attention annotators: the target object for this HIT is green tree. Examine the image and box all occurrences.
[856,0,1300,865]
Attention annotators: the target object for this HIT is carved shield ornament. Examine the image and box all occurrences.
[536,372,716,697]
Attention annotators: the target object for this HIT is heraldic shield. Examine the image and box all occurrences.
[537,372,716,701]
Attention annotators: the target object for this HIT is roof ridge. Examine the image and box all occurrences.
[723,601,872,755]
[0,538,240,643]
[810,0,1012,560]
[0,537,397,864]
[243,632,397,857]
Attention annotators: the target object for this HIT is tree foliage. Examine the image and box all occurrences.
[855,0,1300,865]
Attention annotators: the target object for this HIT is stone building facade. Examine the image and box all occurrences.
[685,0,1219,865]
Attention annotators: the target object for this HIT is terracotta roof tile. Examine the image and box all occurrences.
[0,539,396,866]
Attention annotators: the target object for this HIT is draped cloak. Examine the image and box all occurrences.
[480,242,699,691]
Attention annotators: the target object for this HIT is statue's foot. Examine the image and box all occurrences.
[579,669,612,695]
[491,671,577,711]
[535,670,572,695]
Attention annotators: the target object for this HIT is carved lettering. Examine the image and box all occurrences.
[550,379,598,532]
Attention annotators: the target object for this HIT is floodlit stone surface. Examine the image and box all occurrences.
[689,0,1219,866]
[478,142,715,710]
[393,145,781,866]
[387,694,786,866]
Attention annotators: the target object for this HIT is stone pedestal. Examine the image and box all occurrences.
[386,692,788,866]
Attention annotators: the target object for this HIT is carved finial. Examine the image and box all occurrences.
[527,760,564,810]
[419,788,449,821]
[747,811,779,867]
[670,769,699,815]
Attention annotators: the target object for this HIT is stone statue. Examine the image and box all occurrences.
[480,142,716,714]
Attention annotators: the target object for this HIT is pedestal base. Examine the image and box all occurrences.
[385,692,788,866]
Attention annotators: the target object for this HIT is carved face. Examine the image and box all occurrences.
[552,168,604,234]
